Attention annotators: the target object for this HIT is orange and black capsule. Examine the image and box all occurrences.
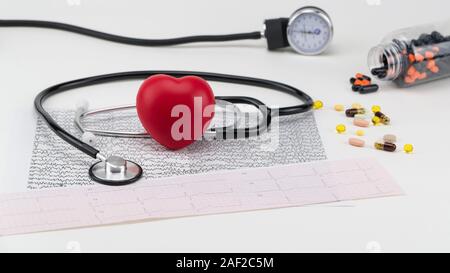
[359,84,379,94]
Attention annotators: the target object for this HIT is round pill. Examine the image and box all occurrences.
[356,130,365,136]
[313,100,324,110]
[353,118,370,128]
[371,105,381,113]
[336,124,346,134]
[349,138,365,147]
[404,144,414,153]
[334,104,345,112]
[383,134,397,143]
[352,103,363,109]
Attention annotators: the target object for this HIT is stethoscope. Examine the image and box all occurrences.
[0,6,333,55]
[35,71,314,186]
[5,6,331,185]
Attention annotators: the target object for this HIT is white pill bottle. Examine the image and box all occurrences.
[368,20,450,87]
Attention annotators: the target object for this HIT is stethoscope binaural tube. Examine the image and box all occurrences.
[34,70,314,185]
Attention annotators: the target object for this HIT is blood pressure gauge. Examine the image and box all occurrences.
[264,6,334,55]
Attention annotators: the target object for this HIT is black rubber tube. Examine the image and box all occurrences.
[34,71,314,158]
[0,20,262,46]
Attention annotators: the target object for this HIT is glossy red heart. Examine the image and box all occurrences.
[136,74,215,150]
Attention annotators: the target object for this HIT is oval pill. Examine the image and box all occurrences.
[352,103,363,109]
[383,134,397,143]
[353,118,370,127]
[334,104,345,111]
[349,138,365,147]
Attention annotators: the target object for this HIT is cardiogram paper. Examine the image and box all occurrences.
[28,109,326,189]
[1,158,403,236]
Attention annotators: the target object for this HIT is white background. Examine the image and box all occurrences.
[0,0,450,252]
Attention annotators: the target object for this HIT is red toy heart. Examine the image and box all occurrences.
[136,74,215,150]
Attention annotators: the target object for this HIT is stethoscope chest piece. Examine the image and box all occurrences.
[89,155,143,186]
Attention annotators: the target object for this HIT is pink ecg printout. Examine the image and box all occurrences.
[0,158,403,236]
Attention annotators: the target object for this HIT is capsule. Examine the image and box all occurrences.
[374,142,397,152]
[425,51,435,59]
[354,114,368,120]
[345,108,366,117]
[377,71,387,79]
[354,79,363,86]
[355,73,372,81]
[362,75,372,81]
[374,111,390,125]
[372,116,381,125]
[383,134,397,143]
[371,67,388,79]
[371,67,387,75]
[415,53,425,62]
[427,60,436,69]
[359,84,379,94]
[430,66,440,73]
[352,85,363,92]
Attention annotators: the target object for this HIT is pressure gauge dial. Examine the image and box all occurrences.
[286,7,333,55]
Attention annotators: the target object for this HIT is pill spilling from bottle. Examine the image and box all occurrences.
[349,73,380,94]
[369,26,450,87]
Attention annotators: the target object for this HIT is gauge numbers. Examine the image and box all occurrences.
[287,7,333,55]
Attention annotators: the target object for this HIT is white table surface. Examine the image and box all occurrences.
[1,0,450,253]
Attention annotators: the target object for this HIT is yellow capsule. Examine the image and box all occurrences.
[313,100,324,110]
[371,105,381,113]
[345,108,366,117]
[404,144,414,153]
[356,130,365,136]
[374,142,396,152]
[374,111,390,125]
[334,104,344,112]
[372,116,381,125]
[336,124,346,134]
[352,103,363,109]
